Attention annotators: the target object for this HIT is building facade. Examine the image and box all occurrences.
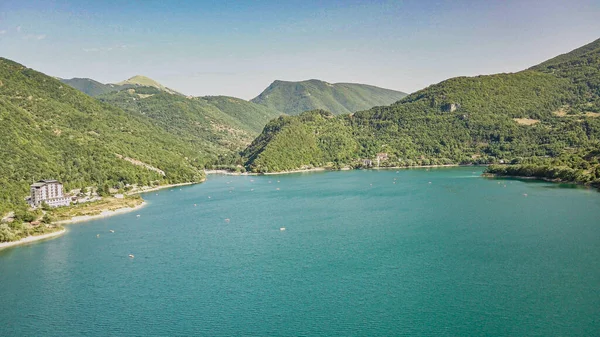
[30,180,71,208]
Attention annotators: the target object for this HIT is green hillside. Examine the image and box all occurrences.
[59,78,132,96]
[251,79,407,115]
[0,58,208,214]
[97,88,282,152]
[242,38,600,186]
[202,95,282,133]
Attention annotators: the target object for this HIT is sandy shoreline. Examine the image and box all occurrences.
[127,181,201,195]
[204,170,256,176]
[207,164,483,176]
[55,201,148,225]
[0,228,66,251]
[263,167,327,175]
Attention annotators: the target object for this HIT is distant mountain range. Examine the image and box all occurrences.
[59,78,132,96]
[251,79,407,115]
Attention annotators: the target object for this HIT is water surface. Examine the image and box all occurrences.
[1,168,599,336]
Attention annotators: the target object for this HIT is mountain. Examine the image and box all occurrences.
[60,75,181,96]
[242,38,600,186]
[251,79,407,115]
[59,78,132,96]
[96,87,282,154]
[0,58,212,214]
[116,75,182,95]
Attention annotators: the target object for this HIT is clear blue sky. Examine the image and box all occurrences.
[1,0,599,99]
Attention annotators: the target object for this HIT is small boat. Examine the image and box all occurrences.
[523,193,528,197]
[250,189,254,191]
[128,254,134,258]
[225,218,230,222]
[109,230,115,233]
[428,182,432,184]
[136,214,141,217]
[276,188,280,191]
[208,196,211,199]
[280,227,286,231]
[96,234,100,238]
[194,204,197,207]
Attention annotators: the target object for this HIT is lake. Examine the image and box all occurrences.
[1,167,599,336]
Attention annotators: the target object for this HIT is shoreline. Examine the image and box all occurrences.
[207,164,485,176]
[0,228,66,251]
[127,181,202,195]
[263,167,327,175]
[55,201,148,225]
[262,164,482,175]
[1,199,149,250]
[204,170,255,176]
[483,173,598,189]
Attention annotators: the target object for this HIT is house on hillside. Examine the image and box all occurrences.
[29,180,71,208]
[376,153,389,167]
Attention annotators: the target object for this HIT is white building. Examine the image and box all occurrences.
[30,180,71,208]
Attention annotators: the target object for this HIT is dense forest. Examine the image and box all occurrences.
[243,38,600,186]
[0,58,208,214]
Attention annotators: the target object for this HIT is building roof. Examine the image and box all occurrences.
[31,179,61,188]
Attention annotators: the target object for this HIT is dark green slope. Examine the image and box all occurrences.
[251,79,407,115]
[530,37,600,113]
[0,58,207,213]
[59,77,132,96]
[202,95,282,133]
[243,39,600,186]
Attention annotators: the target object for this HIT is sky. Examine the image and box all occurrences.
[1,0,599,99]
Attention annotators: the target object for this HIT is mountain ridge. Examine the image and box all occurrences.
[251,79,407,115]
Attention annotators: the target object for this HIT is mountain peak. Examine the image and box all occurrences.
[115,75,181,95]
[117,75,162,88]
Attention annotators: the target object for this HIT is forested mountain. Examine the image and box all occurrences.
[251,79,407,115]
[96,87,282,152]
[59,78,132,96]
[0,58,210,214]
[242,38,600,186]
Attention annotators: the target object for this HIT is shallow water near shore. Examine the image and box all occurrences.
[1,167,600,336]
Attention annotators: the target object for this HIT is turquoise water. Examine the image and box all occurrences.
[1,168,600,336]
